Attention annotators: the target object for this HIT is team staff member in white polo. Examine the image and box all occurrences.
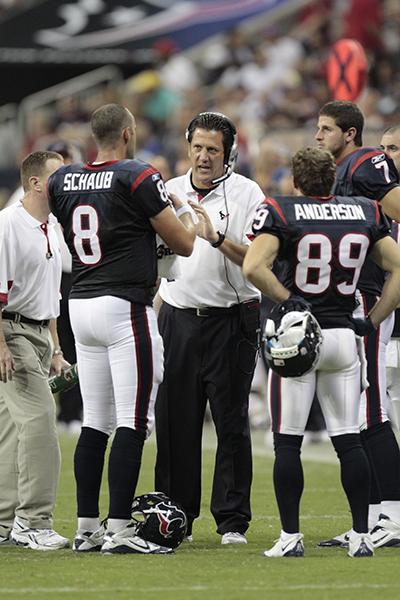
[0,150,70,551]
[155,112,264,544]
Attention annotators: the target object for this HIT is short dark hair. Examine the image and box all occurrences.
[292,147,336,196]
[319,101,364,146]
[91,104,132,147]
[186,112,236,162]
[382,125,400,137]
[20,150,63,191]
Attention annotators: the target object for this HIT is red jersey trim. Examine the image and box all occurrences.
[0,293,8,303]
[130,167,158,193]
[374,200,380,224]
[264,196,287,225]
[350,151,382,177]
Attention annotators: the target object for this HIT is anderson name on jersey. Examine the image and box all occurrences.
[48,159,170,306]
[252,193,390,329]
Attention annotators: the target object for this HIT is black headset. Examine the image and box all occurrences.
[185,112,238,184]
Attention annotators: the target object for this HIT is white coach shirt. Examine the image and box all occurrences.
[0,202,62,320]
[159,170,264,308]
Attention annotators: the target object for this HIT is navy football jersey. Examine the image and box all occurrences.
[252,194,390,329]
[334,147,399,296]
[48,159,170,305]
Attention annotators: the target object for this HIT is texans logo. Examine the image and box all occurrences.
[155,502,187,538]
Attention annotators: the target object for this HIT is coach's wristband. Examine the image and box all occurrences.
[175,205,191,219]
[53,348,63,357]
[211,231,225,248]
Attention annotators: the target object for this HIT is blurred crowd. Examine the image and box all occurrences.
[0,0,400,206]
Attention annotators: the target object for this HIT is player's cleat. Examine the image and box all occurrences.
[347,531,374,557]
[318,531,350,548]
[221,532,247,545]
[11,516,70,551]
[101,523,173,555]
[183,534,193,542]
[73,523,106,552]
[263,532,304,557]
[370,513,400,548]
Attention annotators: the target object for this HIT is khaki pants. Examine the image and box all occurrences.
[0,320,60,534]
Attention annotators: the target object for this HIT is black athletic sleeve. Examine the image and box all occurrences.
[352,151,399,201]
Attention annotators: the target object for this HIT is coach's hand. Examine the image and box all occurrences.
[350,316,376,337]
[0,340,16,382]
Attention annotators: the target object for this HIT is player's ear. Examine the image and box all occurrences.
[122,127,130,144]
[345,127,357,144]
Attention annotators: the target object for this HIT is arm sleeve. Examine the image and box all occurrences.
[242,182,266,244]
[0,218,15,304]
[132,170,171,218]
[352,153,399,201]
[252,197,287,242]
[370,203,392,246]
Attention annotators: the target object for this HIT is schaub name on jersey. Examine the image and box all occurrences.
[334,147,399,296]
[48,159,170,306]
[252,194,390,329]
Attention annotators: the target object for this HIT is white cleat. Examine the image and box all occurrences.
[73,523,106,552]
[370,513,400,548]
[318,531,350,548]
[221,532,247,545]
[11,516,70,551]
[263,532,304,557]
[347,531,374,557]
[101,524,173,554]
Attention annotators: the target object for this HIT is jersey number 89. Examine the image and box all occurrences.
[295,233,369,295]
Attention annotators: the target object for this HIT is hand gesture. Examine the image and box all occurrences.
[188,201,218,243]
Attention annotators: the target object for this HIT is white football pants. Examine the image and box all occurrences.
[69,296,164,437]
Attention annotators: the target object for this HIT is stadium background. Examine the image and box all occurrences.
[1,1,400,597]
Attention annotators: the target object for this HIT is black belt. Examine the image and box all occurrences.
[182,301,259,318]
[2,311,50,327]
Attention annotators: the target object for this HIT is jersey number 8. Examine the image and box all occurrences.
[72,205,102,265]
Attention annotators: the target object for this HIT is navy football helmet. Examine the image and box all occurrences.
[263,299,322,378]
[132,492,187,549]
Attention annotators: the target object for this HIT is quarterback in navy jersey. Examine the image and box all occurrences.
[48,159,171,306]
[315,100,400,547]
[243,147,400,558]
[48,104,195,555]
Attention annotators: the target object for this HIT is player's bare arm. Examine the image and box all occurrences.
[368,236,400,326]
[242,233,290,302]
[150,203,196,257]
[0,304,16,382]
[379,186,400,222]
[188,200,248,266]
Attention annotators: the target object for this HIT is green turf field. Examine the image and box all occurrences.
[1,427,399,600]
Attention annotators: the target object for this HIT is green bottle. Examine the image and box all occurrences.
[49,363,79,394]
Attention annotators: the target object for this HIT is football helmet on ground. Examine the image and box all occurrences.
[263,298,322,378]
[132,492,187,549]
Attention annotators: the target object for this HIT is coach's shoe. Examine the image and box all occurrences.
[318,530,350,548]
[221,532,247,545]
[347,531,374,557]
[11,516,70,551]
[263,532,304,557]
[0,530,12,546]
[73,523,106,552]
[370,513,400,548]
[101,523,173,555]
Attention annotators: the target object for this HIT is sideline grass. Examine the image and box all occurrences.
[1,429,399,600]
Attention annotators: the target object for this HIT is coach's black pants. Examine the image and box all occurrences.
[155,302,258,535]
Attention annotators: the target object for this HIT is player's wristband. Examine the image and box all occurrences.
[211,231,225,248]
[175,205,191,219]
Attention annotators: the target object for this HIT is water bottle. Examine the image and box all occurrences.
[49,363,79,394]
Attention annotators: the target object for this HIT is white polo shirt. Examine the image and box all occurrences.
[159,170,264,308]
[0,202,62,320]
